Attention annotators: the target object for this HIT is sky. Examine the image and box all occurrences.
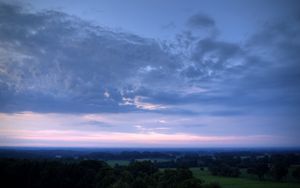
[0,0,300,147]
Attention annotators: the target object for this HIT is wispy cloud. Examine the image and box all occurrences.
[120,96,168,110]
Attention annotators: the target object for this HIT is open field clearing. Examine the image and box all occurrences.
[191,168,300,188]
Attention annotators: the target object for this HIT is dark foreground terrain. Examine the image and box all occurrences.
[0,158,217,188]
[1,148,300,188]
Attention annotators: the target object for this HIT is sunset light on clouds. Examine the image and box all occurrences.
[0,112,295,147]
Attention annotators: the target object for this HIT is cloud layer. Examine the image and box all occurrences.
[1,2,299,116]
[0,1,300,146]
[0,2,182,113]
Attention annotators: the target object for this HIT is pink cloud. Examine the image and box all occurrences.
[0,128,275,147]
[0,112,286,147]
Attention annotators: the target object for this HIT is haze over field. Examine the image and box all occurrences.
[0,0,300,147]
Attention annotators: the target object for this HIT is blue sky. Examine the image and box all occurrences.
[0,0,299,147]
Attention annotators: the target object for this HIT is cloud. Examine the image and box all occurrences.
[186,13,215,29]
[161,22,176,30]
[0,1,300,147]
[1,108,299,147]
[0,127,279,147]
[120,96,168,110]
[171,13,300,116]
[0,2,180,113]
[0,2,300,119]
[226,17,300,111]
[182,38,245,80]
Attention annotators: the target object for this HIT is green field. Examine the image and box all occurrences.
[105,161,300,187]
[191,168,300,188]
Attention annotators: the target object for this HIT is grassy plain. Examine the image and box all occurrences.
[191,168,300,188]
[105,160,300,188]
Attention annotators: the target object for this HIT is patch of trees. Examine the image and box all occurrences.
[247,163,269,180]
[0,159,219,188]
[244,155,294,182]
[246,162,290,181]
[292,166,300,181]
[208,163,240,177]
